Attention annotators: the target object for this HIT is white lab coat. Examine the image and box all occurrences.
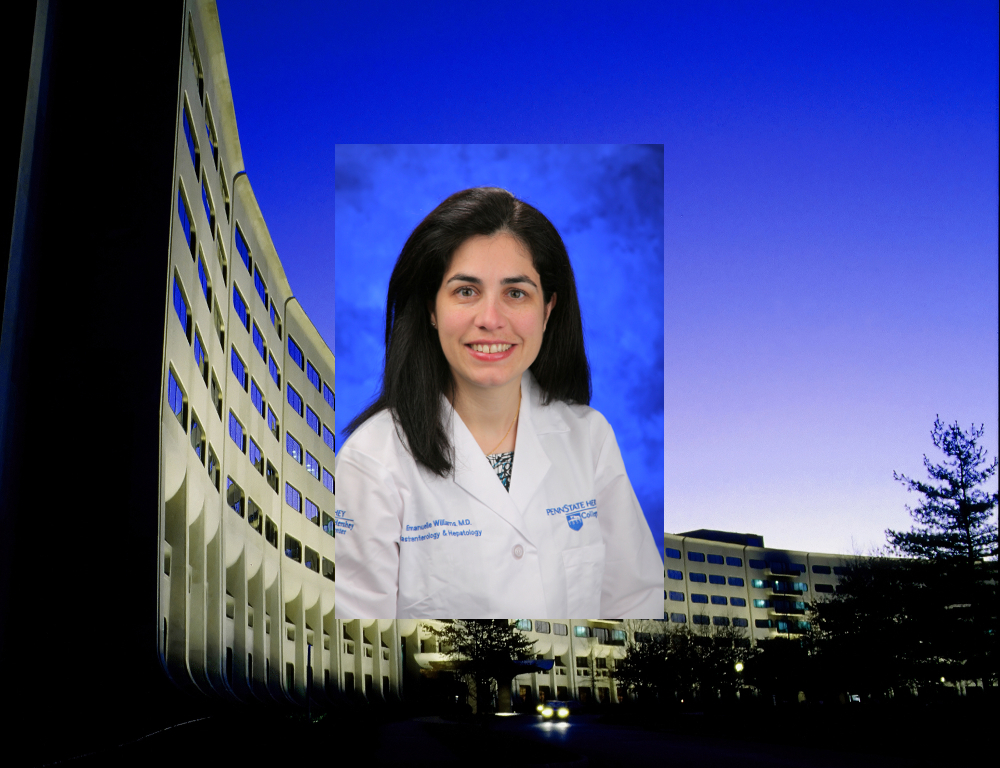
[334,371,663,619]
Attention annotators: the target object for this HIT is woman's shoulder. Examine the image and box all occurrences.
[337,409,408,463]
[538,396,613,438]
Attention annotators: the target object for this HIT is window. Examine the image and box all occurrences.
[228,411,246,452]
[193,330,208,384]
[771,562,788,574]
[304,498,319,525]
[210,369,222,418]
[269,353,281,388]
[574,626,589,638]
[250,379,265,417]
[667,569,683,581]
[267,406,280,441]
[812,564,832,575]
[201,177,215,232]
[226,477,244,517]
[726,556,743,567]
[670,613,687,624]
[204,104,218,167]
[213,298,225,349]
[197,252,211,306]
[707,554,724,565]
[728,576,745,587]
[668,591,685,602]
[190,410,205,462]
[553,623,568,636]
[791,563,806,575]
[708,574,725,585]
[535,621,550,634]
[173,274,191,341]
[753,599,771,608]
[266,460,279,493]
[689,572,707,583]
[286,433,302,463]
[285,482,301,512]
[713,616,730,626]
[751,579,769,589]
[265,517,278,548]
[688,551,705,562]
[755,619,772,629]
[235,224,251,272]
[515,619,532,631]
[254,266,268,307]
[167,368,187,429]
[304,546,320,573]
[730,597,747,607]
[305,452,320,480]
[252,322,266,362]
[322,468,335,494]
[692,615,710,625]
[232,286,249,331]
[247,498,262,534]
[711,595,727,605]
[749,559,767,569]
[207,444,220,489]
[733,618,749,628]
[284,534,301,562]
[288,337,304,369]
[322,558,335,581]
[270,303,281,336]
[306,361,321,391]
[230,346,248,390]
[322,512,335,537]
[815,583,834,593]
[306,406,320,435]
[323,383,335,410]
[287,385,303,417]
[691,593,708,604]
[249,438,263,474]
[797,621,812,632]
[182,101,199,173]
[323,425,335,452]
[665,547,681,559]
[833,566,847,576]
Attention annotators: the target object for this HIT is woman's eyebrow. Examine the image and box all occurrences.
[445,273,481,285]
[501,275,538,287]
[444,273,538,288]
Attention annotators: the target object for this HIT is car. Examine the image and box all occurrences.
[535,700,577,719]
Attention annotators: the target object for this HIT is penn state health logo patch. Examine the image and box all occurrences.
[566,512,583,531]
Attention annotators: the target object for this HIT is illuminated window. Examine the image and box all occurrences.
[269,353,281,388]
[323,383,335,410]
[228,411,246,452]
[193,330,208,384]
[322,425,335,452]
[252,322,266,361]
[665,547,681,559]
[287,385,303,417]
[306,406,320,435]
[235,224,251,272]
[167,368,187,429]
[288,337,304,369]
[305,452,319,480]
[173,274,191,342]
[254,266,268,306]
[285,483,301,512]
[232,286,249,331]
[286,433,302,463]
[230,346,248,390]
[322,468,334,494]
[306,361,321,391]
[304,498,319,525]
[250,379,265,417]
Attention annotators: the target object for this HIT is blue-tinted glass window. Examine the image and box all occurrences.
[667,569,683,581]
[252,323,266,361]
[323,425,335,452]
[688,551,705,562]
[306,406,320,435]
[306,361,321,391]
[201,180,213,227]
[323,383,335,410]
[322,468,334,494]
[230,347,247,390]
[173,276,190,339]
[193,331,205,372]
[728,576,745,587]
[777,620,790,633]
[751,579,769,589]
[730,597,747,607]
[250,379,264,416]
[267,406,279,441]
[733,618,749,628]
[287,385,303,416]
[691,593,708,604]
[713,616,730,626]
[268,353,280,388]
[254,266,267,306]
[574,626,589,638]
[232,286,249,331]
[665,547,681,559]
[670,613,686,624]
[235,225,251,271]
[183,105,197,169]
[285,483,301,512]
[812,564,832,575]
[228,411,245,452]
[693,615,710,625]
[753,599,771,608]
[749,559,767,569]
[177,189,193,253]
[791,563,806,574]
[198,257,210,305]
[793,582,809,592]
[168,369,185,425]
[249,438,263,473]
[322,512,335,537]
[709,574,725,585]
[304,498,319,524]
[286,433,302,463]
[726,556,743,567]
[270,302,277,329]
[771,562,787,574]
[288,337,304,369]
[668,591,685,602]
[689,572,707,583]
[305,451,319,480]
[226,477,243,516]
[798,621,812,631]
[707,554,724,565]
[711,595,727,605]
[755,619,772,629]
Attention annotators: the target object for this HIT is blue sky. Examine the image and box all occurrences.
[217,0,998,556]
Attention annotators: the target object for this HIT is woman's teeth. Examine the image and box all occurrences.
[471,343,512,353]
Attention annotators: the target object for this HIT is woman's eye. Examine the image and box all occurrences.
[457,286,475,298]
[508,289,525,299]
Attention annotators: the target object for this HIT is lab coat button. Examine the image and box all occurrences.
[512,545,524,559]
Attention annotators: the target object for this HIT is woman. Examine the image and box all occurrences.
[335,187,662,618]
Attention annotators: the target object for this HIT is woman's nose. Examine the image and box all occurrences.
[475,294,504,329]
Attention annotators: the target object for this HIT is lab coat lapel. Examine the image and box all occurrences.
[508,372,555,515]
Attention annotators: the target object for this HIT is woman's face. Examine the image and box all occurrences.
[431,233,556,398]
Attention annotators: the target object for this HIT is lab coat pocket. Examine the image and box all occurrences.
[561,543,606,618]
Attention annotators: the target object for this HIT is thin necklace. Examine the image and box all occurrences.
[488,387,521,455]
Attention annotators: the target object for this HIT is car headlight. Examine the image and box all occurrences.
[536,704,544,712]
[557,707,569,718]
[541,707,553,717]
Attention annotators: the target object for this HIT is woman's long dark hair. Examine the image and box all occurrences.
[345,187,591,476]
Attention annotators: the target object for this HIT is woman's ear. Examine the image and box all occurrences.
[543,293,557,332]
[427,299,437,329]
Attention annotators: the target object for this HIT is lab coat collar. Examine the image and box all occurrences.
[446,372,566,543]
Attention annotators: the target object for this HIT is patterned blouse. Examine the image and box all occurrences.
[486,451,514,492]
